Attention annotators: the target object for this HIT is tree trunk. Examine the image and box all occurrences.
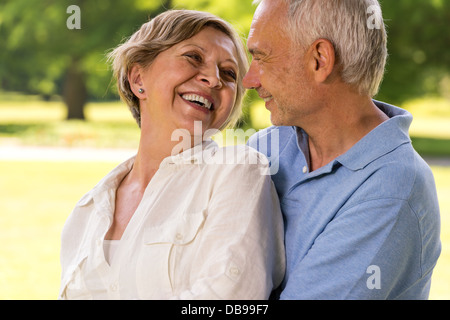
[63,58,87,120]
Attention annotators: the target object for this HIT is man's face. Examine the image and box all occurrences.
[243,0,314,126]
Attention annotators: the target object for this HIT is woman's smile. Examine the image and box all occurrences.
[136,27,238,136]
[180,92,215,111]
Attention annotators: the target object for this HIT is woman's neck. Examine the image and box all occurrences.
[129,121,200,189]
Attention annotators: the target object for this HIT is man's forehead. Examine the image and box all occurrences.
[247,1,287,47]
[247,24,264,52]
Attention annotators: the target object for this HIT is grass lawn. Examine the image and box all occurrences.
[251,97,450,157]
[0,160,119,299]
[0,160,448,299]
[1,95,450,155]
[0,94,449,299]
[430,167,450,299]
[0,97,140,149]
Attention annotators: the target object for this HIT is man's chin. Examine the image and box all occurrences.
[270,114,286,127]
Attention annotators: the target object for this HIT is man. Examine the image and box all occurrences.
[245,0,441,299]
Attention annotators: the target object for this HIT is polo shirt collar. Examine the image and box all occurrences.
[337,101,412,171]
[293,100,413,172]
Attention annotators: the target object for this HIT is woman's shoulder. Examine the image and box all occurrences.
[208,144,269,167]
[199,144,272,180]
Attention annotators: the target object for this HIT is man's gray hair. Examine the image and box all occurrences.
[257,0,388,97]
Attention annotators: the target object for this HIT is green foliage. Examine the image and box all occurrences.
[0,0,168,99]
[0,0,449,106]
[377,0,450,104]
[174,0,255,34]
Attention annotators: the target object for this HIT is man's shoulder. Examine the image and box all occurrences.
[249,125,293,140]
[213,143,270,166]
[247,126,295,152]
[353,142,438,210]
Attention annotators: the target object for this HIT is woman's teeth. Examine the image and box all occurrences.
[181,94,213,110]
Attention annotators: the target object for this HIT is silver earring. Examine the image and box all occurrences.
[138,88,144,94]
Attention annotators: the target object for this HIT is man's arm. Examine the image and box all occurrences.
[280,197,431,300]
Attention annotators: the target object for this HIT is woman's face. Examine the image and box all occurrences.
[135,27,239,137]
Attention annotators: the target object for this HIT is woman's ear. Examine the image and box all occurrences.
[128,65,146,99]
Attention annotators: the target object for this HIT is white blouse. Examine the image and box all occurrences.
[103,240,120,265]
[59,140,285,300]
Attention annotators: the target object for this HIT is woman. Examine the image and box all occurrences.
[59,9,285,300]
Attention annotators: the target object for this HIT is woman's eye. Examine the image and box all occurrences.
[184,52,202,63]
[222,69,237,81]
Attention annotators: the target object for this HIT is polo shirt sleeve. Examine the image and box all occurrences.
[281,196,435,300]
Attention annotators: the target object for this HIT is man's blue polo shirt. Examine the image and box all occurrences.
[248,101,441,299]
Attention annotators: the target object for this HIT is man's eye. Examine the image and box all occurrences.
[251,53,262,61]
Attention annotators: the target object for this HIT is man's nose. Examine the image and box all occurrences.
[242,61,261,90]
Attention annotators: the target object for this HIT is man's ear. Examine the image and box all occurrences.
[128,64,146,99]
[309,38,336,83]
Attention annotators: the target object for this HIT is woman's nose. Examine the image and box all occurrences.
[198,65,222,89]
[242,61,261,90]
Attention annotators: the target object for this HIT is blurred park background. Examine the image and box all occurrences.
[0,0,449,299]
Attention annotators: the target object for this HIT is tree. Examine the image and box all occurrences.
[0,0,172,119]
[1,0,448,122]
[0,0,257,121]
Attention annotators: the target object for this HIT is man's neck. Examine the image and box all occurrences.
[303,97,388,171]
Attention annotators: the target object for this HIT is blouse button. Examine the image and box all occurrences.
[110,283,118,292]
[302,166,308,174]
[175,233,183,241]
[229,267,239,276]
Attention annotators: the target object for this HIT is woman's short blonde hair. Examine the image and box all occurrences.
[108,9,249,129]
